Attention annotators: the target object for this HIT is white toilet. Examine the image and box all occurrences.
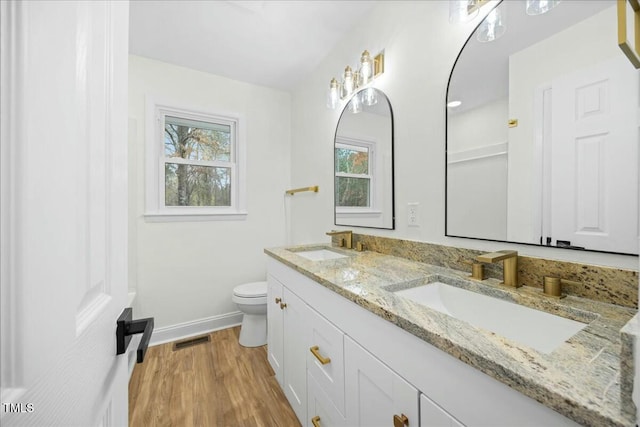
[232,281,268,347]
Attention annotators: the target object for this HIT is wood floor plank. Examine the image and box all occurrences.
[129,326,301,427]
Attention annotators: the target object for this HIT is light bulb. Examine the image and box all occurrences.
[348,93,362,114]
[327,78,339,109]
[343,66,355,98]
[526,0,560,16]
[476,6,506,43]
[361,87,378,107]
[360,50,373,84]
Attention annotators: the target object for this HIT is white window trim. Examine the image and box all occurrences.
[335,136,380,217]
[144,96,247,222]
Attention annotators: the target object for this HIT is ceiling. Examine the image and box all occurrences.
[129,0,377,92]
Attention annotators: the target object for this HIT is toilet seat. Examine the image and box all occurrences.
[232,281,267,305]
[233,281,267,298]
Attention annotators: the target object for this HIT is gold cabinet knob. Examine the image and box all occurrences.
[280,302,287,309]
[275,297,282,304]
[310,345,331,365]
[311,416,321,427]
[393,413,409,427]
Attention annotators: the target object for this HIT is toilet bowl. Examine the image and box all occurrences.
[232,281,268,347]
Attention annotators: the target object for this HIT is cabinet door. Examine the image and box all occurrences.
[307,306,345,414]
[345,337,419,427]
[420,394,464,427]
[307,372,347,427]
[283,287,310,424]
[267,275,284,386]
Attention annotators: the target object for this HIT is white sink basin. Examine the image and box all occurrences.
[294,249,349,261]
[394,281,588,354]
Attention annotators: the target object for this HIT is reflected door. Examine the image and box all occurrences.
[548,56,638,254]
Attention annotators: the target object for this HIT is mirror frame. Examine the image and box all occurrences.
[334,88,395,230]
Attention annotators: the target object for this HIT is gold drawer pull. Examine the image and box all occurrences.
[275,297,282,304]
[311,416,321,427]
[280,302,287,309]
[310,346,331,365]
[393,413,409,427]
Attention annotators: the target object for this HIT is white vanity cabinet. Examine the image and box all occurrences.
[345,336,419,427]
[266,257,579,427]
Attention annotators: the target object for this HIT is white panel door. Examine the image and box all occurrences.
[267,274,284,386]
[345,337,419,427]
[0,1,130,425]
[550,55,639,253]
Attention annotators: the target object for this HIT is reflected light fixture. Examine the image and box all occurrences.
[361,87,378,107]
[477,6,506,42]
[449,0,492,23]
[447,100,462,108]
[526,0,560,16]
[327,49,385,110]
[449,0,559,41]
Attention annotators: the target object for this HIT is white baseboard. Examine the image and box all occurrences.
[149,311,243,347]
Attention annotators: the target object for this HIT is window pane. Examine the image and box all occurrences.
[336,147,369,174]
[165,163,231,206]
[164,116,231,162]
[336,177,370,207]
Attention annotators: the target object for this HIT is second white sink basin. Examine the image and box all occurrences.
[394,279,589,354]
[294,249,349,261]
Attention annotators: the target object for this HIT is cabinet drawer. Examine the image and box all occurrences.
[307,306,345,415]
[307,371,347,427]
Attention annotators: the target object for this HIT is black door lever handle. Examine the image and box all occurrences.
[116,308,154,363]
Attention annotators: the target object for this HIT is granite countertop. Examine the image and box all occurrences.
[265,244,638,427]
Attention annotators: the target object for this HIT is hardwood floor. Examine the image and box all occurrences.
[129,327,301,427]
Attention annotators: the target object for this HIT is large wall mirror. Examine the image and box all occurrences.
[334,88,395,229]
[446,0,639,255]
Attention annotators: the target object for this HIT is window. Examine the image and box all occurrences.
[335,138,374,210]
[145,99,246,220]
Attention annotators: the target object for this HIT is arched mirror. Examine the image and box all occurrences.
[446,0,639,255]
[334,88,395,229]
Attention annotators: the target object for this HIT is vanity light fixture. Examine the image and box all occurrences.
[327,49,385,110]
[449,0,559,41]
[525,0,560,16]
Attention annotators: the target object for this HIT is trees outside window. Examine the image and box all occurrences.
[145,100,246,221]
[335,141,373,208]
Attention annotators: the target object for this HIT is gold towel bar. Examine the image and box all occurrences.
[285,186,319,195]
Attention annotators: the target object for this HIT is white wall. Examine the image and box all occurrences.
[289,0,637,270]
[128,55,291,329]
[447,97,508,240]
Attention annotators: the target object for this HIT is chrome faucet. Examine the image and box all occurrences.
[476,250,519,287]
[326,230,352,249]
